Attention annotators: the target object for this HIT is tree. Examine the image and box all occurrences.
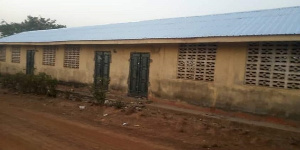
[0,16,66,37]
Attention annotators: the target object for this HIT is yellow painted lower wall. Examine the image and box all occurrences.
[0,43,299,119]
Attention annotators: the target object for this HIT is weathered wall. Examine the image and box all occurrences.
[0,45,26,74]
[92,44,179,94]
[0,45,96,83]
[35,45,95,83]
[0,43,299,118]
[149,43,300,118]
[213,43,300,118]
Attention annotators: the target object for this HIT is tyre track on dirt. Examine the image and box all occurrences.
[0,105,172,150]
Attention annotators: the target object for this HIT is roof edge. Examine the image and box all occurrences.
[1,35,300,45]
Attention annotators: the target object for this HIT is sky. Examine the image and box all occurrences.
[1,0,300,27]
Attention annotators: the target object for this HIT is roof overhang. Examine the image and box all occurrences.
[0,35,300,45]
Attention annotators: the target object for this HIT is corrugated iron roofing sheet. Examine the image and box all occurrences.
[0,6,300,43]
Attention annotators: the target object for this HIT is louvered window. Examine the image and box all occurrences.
[64,45,80,69]
[11,46,20,63]
[0,46,6,62]
[177,43,217,81]
[43,46,57,66]
[245,42,300,89]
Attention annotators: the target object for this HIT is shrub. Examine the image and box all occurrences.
[90,77,109,105]
[113,100,125,109]
[0,72,58,97]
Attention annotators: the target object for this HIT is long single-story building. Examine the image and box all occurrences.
[0,6,300,118]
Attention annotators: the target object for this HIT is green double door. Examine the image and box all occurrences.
[94,51,111,89]
[129,53,150,97]
[26,50,35,75]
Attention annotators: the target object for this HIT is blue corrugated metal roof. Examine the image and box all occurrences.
[0,6,300,43]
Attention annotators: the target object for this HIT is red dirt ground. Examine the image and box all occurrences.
[149,96,300,128]
[0,90,300,150]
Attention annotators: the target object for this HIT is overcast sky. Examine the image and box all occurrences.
[1,0,300,27]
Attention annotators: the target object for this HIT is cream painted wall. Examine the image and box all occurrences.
[0,43,299,118]
[213,43,300,116]
[0,45,26,74]
[34,45,95,83]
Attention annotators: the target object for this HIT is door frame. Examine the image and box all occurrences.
[128,52,150,98]
[94,51,111,89]
[26,50,35,75]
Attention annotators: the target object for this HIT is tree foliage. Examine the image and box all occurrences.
[0,16,66,37]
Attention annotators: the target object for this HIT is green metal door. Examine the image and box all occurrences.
[26,50,35,75]
[129,53,150,97]
[94,51,111,89]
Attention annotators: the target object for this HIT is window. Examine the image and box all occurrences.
[64,45,80,69]
[0,46,6,62]
[177,43,217,81]
[11,46,21,63]
[245,42,300,89]
[43,46,57,66]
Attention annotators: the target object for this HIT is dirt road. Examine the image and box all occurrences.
[1,91,300,150]
[0,104,171,150]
